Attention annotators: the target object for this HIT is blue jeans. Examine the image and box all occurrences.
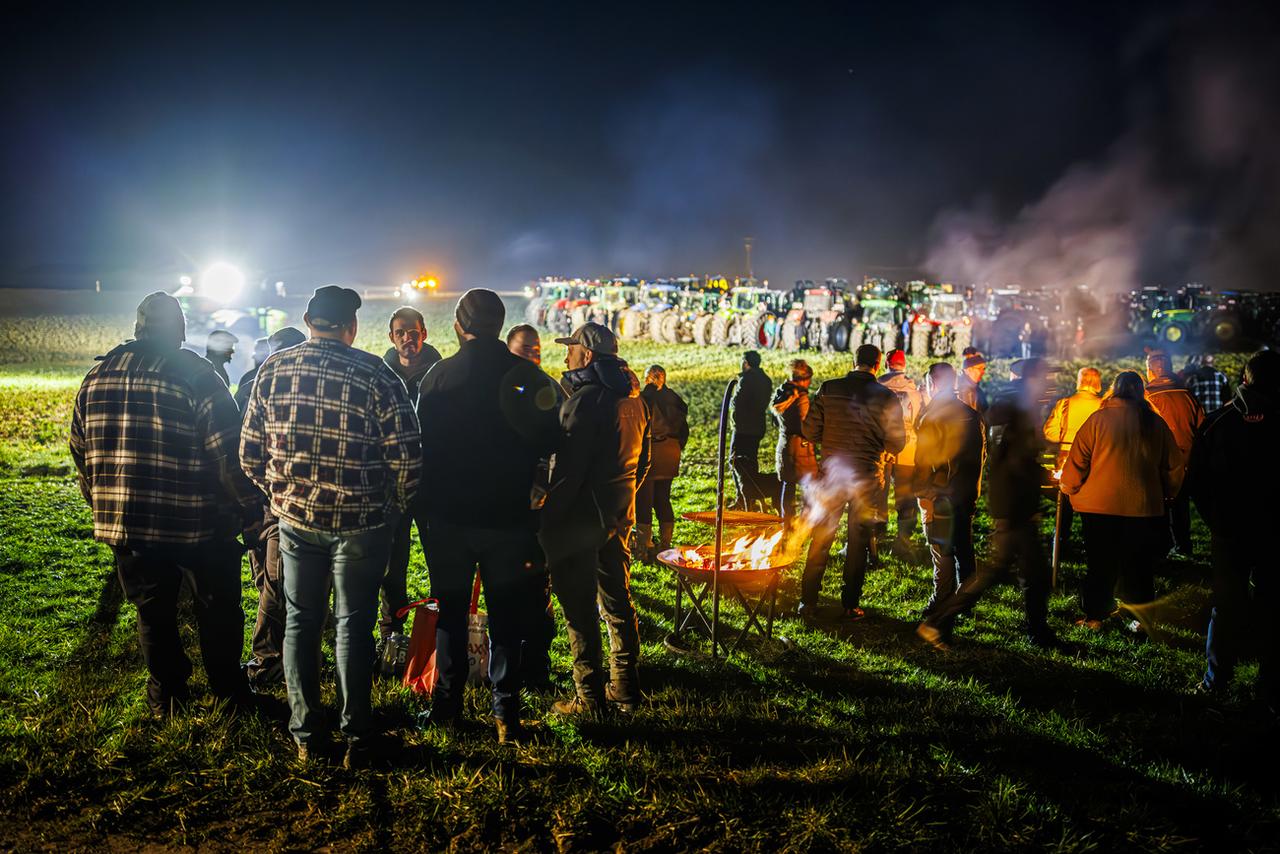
[279,521,390,746]
[423,516,543,722]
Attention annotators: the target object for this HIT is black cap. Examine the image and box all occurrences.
[268,326,307,352]
[306,286,361,330]
[455,288,506,337]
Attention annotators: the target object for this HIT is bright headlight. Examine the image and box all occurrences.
[200,262,246,304]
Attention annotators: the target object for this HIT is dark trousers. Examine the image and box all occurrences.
[423,517,541,721]
[920,498,977,620]
[381,498,429,638]
[925,516,1050,638]
[246,511,285,681]
[890,464,919,544]
[731,433,765,510]
[636,477,675,526]
[112,540,246,714]
[1169,488,1193,555]
[802,499,876,610]
[1080,513,1163,621]
[1204,534,1275,702]
[545,530,641,704]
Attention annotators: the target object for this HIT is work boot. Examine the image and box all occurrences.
[604,683,639,714]
[634,524,654,563]
[495,718,531,744]
[550,697,606,718]
[658,521,675,555]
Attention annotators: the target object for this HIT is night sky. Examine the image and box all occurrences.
[4,1,1278,292]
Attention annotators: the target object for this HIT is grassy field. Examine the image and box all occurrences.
[0,296,1275,851]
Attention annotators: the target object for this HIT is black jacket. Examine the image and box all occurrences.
[1190,384,1278,538]
[986,382,1048,520]
[640,384,689,481]
[802,370,906,480]
[384,345,442,407]
[417,337,559,527]
[732,366,773,438]
[233,364,258,412]
[541,356,651,560]
[911,392,985,508]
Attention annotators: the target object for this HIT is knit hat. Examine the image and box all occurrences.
[135,292,186,341]
[307,286,361,330]
[886,349,906,369]
[962,350,987,369]
[455,288,506,337]
[743,350,762,368]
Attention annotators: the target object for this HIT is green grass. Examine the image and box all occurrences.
[0,304,1275,851]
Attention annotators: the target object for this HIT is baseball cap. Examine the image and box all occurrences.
[268,326,306,352]
[135,291,186,340]
[962,350,987,369]
[206,329,238,353]
[555,322,618,356]
[306,285,361,330]
[886,349,906,369]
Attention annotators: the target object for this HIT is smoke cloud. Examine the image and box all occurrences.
[925,4,1280,292]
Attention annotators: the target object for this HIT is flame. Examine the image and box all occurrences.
[672,527,789,572]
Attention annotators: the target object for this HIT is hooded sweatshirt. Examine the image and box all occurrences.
[1145,375,1203,459]
[878,369,924,466]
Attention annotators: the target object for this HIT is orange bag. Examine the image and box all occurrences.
[397,598,440,695]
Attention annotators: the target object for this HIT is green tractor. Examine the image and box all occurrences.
[779,278,856,352]
[524,279,594,335]
[850,278,910,354]
[709,286,789,348]
[571,279,638,332]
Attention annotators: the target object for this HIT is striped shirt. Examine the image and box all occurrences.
[69,340,261,547]
[240,337,422,534]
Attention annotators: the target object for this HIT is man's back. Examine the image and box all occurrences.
[1043,390,1102,448]
[803,370,906,476]
[240,338,420,535]
[1147,376,1204,455]
[70,340,255,547]
[418,337,559,526]
[1191,384,1277,537]
[913,393,984,505]
[732,366,772,437]
[543,357,651,537]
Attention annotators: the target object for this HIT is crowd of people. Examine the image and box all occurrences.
[68,287,1278,768]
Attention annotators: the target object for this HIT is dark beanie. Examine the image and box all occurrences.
[455,288,505,337]
[743,350,762,368]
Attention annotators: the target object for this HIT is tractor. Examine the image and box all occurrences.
[779,278,856,352]
[709,287,789,348]
[849,278,910,354]
[570,279,638,332]
[524,279,593,335]
[907,288,973,357]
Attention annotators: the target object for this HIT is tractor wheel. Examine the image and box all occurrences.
[692,313,714,346]
[710,315,730,346]
[1209,312,1242,349]
[524,297,545,327]
[650,311,671,344]
[952,326,972,355]
[849,325,864,352]
[590,307,609,327]
[545,307,565,335]
[726,316,743,346]
[570,305,591,331]
[616,309,642,340]
[910,325,931,357]
[781,318,804,351]
[660,312,681,344]
[828,321,850,352]
[1161,322,1189,347]
[741,315,765,349]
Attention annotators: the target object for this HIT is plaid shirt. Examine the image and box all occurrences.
[1185,369,1230,412]
[240,337,421,534]
[69,340,261,548]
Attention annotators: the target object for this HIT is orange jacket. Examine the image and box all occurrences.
[1059,399,1183,517]
[1145,376,1204,457]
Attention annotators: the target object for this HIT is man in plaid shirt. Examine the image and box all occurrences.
[240,285,421,768]
[70,292,261,718]
[1184,354,1231,413]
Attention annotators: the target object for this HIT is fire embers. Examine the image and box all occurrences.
[675,528,787,572]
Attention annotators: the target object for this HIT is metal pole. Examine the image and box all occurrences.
[1050,489,1064,590]
[713,377,738,658]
